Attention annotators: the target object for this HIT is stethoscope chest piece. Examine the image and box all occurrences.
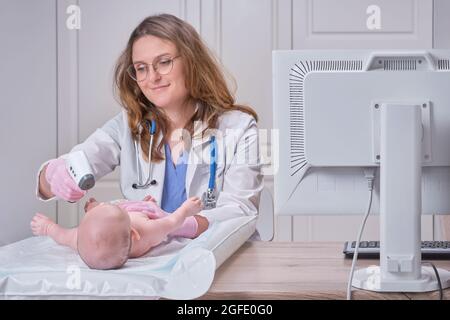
[202,188,218,210]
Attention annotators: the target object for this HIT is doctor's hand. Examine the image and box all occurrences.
[45,158,86,202]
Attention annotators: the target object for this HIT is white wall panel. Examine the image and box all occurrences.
[293,0,433,49]
[434,0,450,49]
[0,0,57,244]
[221,0,273,131]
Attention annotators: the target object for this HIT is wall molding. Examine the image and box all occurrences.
[57,0,81,227]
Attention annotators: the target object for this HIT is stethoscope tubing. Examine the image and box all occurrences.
[208,136,217,191]
[133,120,157,189]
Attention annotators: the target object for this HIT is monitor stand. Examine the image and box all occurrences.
[353,103,450,292]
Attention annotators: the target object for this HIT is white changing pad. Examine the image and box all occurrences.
[0,216,256,300]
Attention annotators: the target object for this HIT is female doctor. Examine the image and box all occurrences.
[37,14,263,229]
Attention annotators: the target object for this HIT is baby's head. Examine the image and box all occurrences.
[77,203,131,270]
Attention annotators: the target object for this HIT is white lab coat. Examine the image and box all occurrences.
[36,110,263,224]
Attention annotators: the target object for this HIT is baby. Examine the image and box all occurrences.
[30,195,208,270]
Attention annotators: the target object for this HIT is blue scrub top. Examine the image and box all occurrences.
[161,143,188,213]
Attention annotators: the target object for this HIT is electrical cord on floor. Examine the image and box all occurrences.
[421,261,443,300]
[346,168,376,300]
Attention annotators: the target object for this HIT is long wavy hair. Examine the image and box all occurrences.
[114,14,258,162]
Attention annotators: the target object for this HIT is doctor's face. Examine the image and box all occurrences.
[131,35,189,110]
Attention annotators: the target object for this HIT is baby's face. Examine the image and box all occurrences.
[77,204,132,270]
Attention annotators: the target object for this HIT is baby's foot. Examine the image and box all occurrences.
[180,197,203,217]
[30,213,55,236]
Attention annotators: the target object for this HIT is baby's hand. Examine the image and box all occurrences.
[30,213,55,236]
[180,197,203,217]
[84,197,99,212]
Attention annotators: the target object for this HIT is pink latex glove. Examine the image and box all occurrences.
[45,158,86,201]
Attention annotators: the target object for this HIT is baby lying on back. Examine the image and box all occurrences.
[31,195,209,270]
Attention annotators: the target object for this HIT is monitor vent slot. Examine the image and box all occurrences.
[383,59,417,70]
[289,60,363,176]
[438,59,450,70]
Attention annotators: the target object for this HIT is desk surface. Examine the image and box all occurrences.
[201,242,450,300]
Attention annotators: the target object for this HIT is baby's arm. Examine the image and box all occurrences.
[31,213,78,251]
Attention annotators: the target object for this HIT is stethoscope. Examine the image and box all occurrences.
[132,119,218,209]
[132,119,157,189]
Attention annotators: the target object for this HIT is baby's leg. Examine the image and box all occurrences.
[193,215,209,237]
[133,197,202,252]
[168,197,207,238]
[169,215,209,238]
[31,213,78,251]
[150,199,209,239]
[133,205,199,238]
[173,196,203,217]
[129,215,182,257]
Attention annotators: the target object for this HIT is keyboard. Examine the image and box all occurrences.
[343,241,450,260]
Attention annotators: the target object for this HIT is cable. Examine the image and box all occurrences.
[346,189,373,300]
[421,261,443,300]
[346,169,444,300]
[346,168,376,300]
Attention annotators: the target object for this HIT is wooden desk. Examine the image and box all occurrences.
[201,242,450,300]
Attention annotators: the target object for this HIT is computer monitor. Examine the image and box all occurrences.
[273,50,450,292]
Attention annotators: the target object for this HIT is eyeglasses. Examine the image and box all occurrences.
[127,55,181,82]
